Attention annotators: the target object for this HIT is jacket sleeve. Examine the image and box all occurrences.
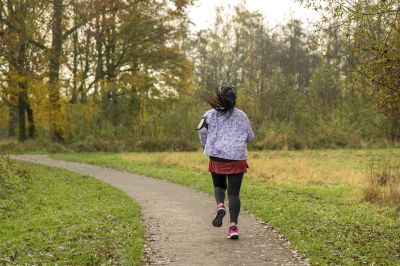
[245,115,255,143]
[197,113,209,147]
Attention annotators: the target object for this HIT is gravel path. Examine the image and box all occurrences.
[10,155,308,266]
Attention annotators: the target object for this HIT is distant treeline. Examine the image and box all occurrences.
[0,1,399,151]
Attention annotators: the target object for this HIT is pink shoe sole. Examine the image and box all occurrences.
[228,232,239,240]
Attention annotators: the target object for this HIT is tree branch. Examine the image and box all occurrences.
[0,93,17,107]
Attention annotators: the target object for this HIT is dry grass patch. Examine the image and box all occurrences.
[120,149,400,188]
[363,159,400,210]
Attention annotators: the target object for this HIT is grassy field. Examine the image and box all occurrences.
[0,158,144,265]
[52,149,400,266]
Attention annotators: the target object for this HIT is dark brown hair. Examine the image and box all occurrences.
[205,86,236,116]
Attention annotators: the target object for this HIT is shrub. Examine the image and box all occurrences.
[261,131,288,150]
[0,139,70,154]
[347,133,364,148]
[72,136,126,152]
[133,137,198,152]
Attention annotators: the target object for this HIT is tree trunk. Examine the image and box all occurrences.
[71,29,78,104]
[70,0,79,104]
[16,1,27,143]
[26,102,35,139]
[80,31,90,103]
[94,15,103,97]
[8,104,17,138]
[17,87,26,142]
[48,0,64,142]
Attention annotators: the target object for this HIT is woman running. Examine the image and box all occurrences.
[197,85,254,240]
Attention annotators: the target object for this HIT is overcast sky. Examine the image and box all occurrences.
[187,0,320,31]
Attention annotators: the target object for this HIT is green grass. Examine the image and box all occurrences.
[52,152,400,266]
[0,158,144,265]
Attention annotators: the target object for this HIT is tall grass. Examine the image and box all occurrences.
[363,158,400,210]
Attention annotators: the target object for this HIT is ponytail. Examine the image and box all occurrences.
[205,86,236,116]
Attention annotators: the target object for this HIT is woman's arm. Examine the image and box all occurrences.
[245,115,255,143]
[197,116,208,147]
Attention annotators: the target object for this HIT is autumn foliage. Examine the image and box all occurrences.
[0,1,399,150]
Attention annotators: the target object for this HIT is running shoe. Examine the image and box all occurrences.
[228,225,239,239]
[212,203,226,227]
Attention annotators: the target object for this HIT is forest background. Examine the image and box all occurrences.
[1,0,399,152]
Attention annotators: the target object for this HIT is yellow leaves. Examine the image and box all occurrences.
[84,100,96,125]
[0,102,9,129]
[10,79,49,135]
[131,72,152,90]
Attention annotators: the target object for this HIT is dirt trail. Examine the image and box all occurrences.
[10,155,308,266]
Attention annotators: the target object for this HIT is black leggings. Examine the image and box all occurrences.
[211,172,244,224]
